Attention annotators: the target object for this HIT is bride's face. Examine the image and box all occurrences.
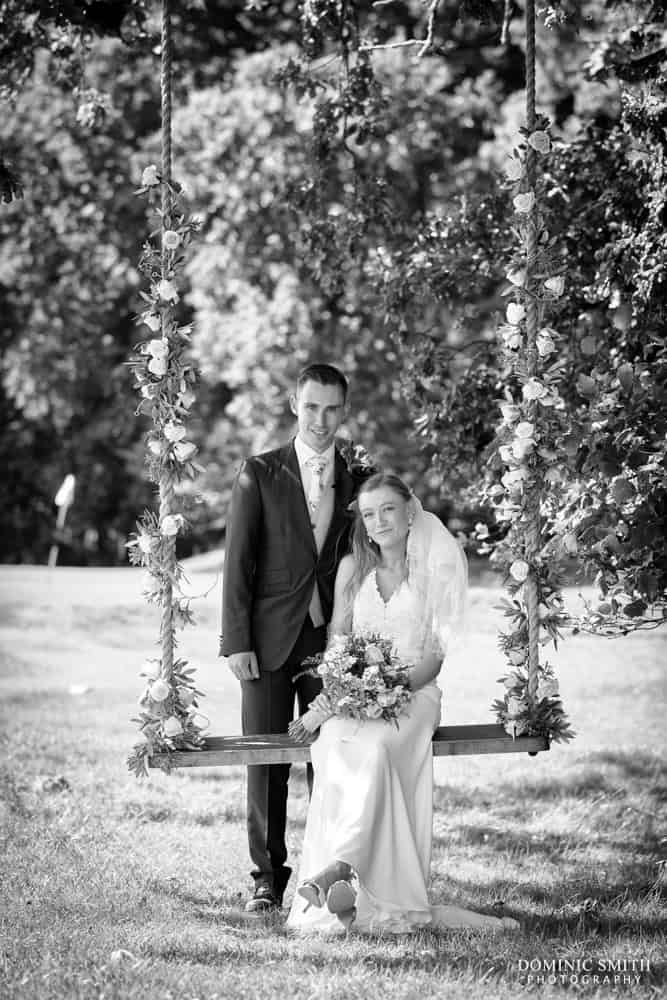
[358,486,411,549]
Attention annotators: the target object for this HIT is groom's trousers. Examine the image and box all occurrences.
[240,616,325,898]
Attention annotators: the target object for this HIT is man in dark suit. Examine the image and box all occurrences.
[220,363,366,913]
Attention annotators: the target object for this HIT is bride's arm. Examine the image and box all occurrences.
[407,651,442,692]
[327,554,355,639]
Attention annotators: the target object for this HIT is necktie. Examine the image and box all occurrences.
[307,455,328,512]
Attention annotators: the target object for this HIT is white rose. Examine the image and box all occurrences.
[544,275,565,297]
[138,533,153,554]
[506,696,527,717]
[513,191,535,213]
[515,420,535,439]
[141,165,160,187]
[505,158,523,182]
[177,686,196,707]
[156,279,179,303]
[173,441,197,462]
[162,230,181,251]
[475,522,489,539]
[150,678,170,702]
[522,378,547,401]
[163,716,183,737]
[499,444,513,463]
[161,514,182,537]
[141,659,161,679]
[147,438,162,456]
[536,332,555,357]
[509,559,529,582]
[537,677,559,700]
[147,339,168,359]
[148,356,167,377]
[507,268,526,287]
[506,302,525,326]
[164,421,187,442]
[179,390,196,410]
[365,703,383,719]
[499,403,520,424]
[377,690,398,708]
[504,330,522,350]
[512,438,534,460]
[527,130,551,154]
[143,312,162,332]
[364,644,385,666]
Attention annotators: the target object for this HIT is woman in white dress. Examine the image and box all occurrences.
[286,473,519,935]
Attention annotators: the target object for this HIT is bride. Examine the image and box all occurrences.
[286,472,519,935]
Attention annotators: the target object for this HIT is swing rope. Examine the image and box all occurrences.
[158,0,176,682]
[144,0,551,769]
[523,0,541,705]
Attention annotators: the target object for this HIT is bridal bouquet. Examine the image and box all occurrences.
[303,633,412,727]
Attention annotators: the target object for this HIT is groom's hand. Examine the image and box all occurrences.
[227,651,260,681]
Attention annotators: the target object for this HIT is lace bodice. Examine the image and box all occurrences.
[352,570,427,665]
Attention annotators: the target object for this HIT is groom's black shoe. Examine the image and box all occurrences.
[244,885,282,914]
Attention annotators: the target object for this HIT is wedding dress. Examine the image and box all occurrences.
[286,569,517,935]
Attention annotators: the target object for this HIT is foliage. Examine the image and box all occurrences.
[124,170,209,770]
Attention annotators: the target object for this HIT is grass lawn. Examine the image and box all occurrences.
[0,564,664,999]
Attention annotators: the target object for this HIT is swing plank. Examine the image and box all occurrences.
[149,724,548,768]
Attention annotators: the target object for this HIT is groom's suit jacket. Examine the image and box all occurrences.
[220,440,360,672]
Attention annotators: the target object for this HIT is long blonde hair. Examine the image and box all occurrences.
[345,472,413,605]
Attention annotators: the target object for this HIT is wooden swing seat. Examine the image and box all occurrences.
[149,724,548,768]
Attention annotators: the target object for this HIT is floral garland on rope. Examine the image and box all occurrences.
[126,165,207,778]
[477,120,574,745]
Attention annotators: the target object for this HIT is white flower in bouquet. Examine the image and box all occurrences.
[365,703,384,719]
[377,690,399,708]
[364,643,385,665]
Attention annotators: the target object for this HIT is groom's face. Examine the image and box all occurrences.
[291,380,346,453]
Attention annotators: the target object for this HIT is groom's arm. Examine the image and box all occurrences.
[220,459,262,670]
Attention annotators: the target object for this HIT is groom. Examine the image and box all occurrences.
[220,363,368,913]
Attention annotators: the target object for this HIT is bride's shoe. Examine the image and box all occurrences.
[297,861,356,922]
